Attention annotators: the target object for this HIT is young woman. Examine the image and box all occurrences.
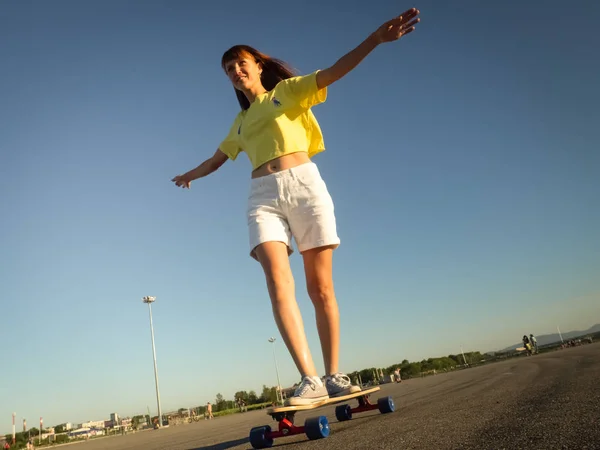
[172,8,420,406]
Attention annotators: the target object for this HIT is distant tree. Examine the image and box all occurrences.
[215,393,226,411]
[56,435,69,444]
[260,385,278,403]
[385,364,399,375]
[404,362,422,377]
[5,429,30,447]
[358,368,376,384]
[467,351,483,363]
[419,359,432,371]
[446,354,458,365]
[248,390,258,404]
[268,387,278,403]
[260,385,270,402]
[234,390,249,404]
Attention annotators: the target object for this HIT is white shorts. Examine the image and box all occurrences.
[247,162,340,260]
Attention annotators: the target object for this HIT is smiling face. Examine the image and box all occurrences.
[221,45,293,110]
[223,52,263,92]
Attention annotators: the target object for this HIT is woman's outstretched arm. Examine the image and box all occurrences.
[171,149,228,188]
[316,8,420,90]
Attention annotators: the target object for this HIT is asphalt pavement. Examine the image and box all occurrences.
[74,342,600,450]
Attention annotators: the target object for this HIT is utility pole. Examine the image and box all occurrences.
[460,346,468,365]
[143,296,163,427]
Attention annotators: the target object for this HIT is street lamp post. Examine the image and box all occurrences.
[460,345,468,366]
[142,296,163,428]
[268,337,283,403]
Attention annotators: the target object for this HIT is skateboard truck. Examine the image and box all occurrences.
[250,415,329,449]
[335,393,393,421]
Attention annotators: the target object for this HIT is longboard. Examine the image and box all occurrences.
[267,386,381,414]
[249,385,395,449]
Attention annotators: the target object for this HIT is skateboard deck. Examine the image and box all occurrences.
[267,386,380,414]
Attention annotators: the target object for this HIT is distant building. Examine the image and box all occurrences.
[134,416,148,428]
[58,422,73,431]
[69,427,105,439]
[110,413,119,425]
[41,431,54,440]
[121,418,132,427]
[81,420,104,429]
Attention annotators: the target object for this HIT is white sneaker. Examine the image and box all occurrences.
[325,373,361,397]
[285,376,329,406]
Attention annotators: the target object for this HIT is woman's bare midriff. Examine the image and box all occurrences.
[251,152,311,179]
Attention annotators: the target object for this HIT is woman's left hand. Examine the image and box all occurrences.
[374,8,420,44]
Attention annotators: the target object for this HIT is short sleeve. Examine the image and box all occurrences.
[274,70,327,110]
[218,113,243,160]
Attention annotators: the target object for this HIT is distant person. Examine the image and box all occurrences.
[236,397,244,412]
[206,402,214,420]
[529,334,538,353]
[171,9,420,406]
[393,368,402,383]
[522,335,532,354]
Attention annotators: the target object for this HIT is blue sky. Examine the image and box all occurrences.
[1,0,599,430]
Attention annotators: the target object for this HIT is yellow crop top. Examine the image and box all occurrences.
[218,70,328,170]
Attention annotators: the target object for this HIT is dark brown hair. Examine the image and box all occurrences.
[221,45,296,110]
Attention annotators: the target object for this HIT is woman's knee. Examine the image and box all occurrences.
[255,242,295,299]
[302,247,336,306]
[307,280,336,306]
[264,266,294,296]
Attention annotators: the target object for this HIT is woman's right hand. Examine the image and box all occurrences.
[374,8,420,44]
[171,173,192,189]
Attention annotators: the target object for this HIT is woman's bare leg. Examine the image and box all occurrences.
[302,246,339,376]
[255,241,318,377]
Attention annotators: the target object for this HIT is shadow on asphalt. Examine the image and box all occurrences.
[187,413,381,450]
[188,436,313,450]
[188,437,248,450]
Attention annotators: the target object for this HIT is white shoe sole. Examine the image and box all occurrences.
[285,394,329,406]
